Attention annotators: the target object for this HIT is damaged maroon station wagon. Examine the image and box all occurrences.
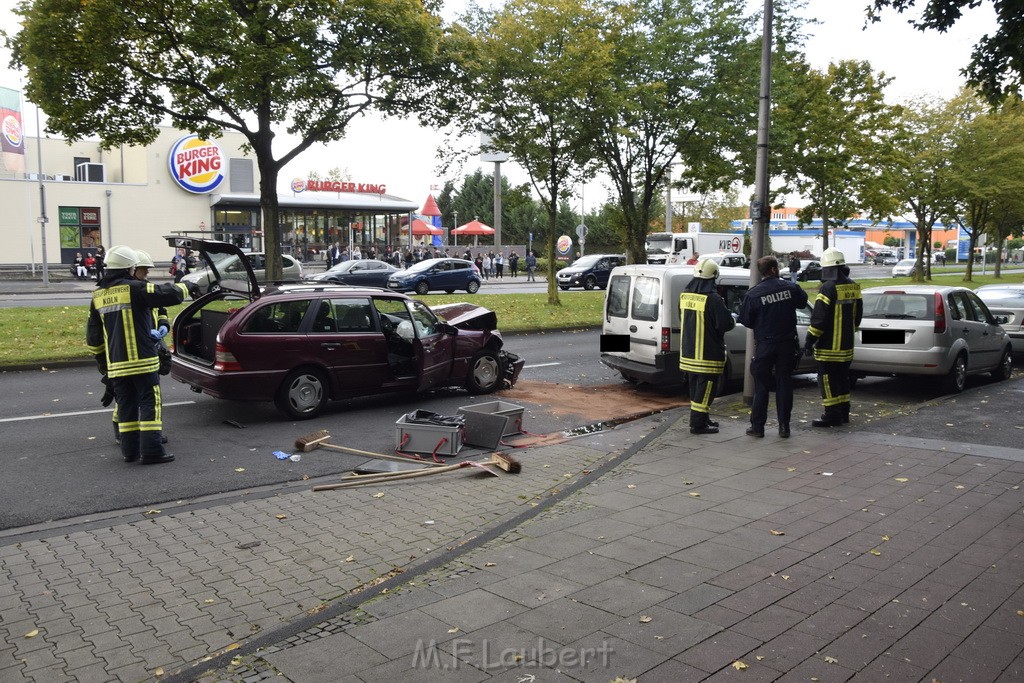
[165,237,524,420]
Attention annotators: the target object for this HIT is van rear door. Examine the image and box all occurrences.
[602,271,662,367]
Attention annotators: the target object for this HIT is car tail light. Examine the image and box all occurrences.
[934,292,946,333]
[214,342,242,372]
[661,327,670,352]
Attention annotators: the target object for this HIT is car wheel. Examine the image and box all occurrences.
[275,367,328,420]
[942,353,967,394]
[467,280,480,294]
[415,281,429,296]
[466,349,502,394]
[583,275,597,290]
[992,347,1013,381]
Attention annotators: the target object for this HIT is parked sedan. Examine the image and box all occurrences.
[851,285,1013,393]
[306,259,399,288]
[556,254,626,290]
[164,237,522,419]
[181,251,303,293]
[780,260,822,282]
[976,284,1024,357]
[891,258,917,277]
[387,258,481,295]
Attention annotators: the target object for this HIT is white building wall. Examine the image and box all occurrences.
[1,127,257,266]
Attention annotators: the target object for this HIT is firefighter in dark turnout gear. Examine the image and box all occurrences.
[680,259,736,434]
[804,248,863,427]
[87,245,190,464]
[739,255,809,438]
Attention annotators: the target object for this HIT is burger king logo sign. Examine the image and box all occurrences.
[2,115,22,148]
[168,135,225,194]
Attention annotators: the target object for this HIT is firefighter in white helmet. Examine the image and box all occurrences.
[804,248,863,427]
[86,245,194,464]
[679,258,735,434]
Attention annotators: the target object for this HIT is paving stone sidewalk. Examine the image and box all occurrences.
[203,419,1024,683]
[0,416,661,683]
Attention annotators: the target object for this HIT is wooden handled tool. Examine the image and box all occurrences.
[294,430,445,467]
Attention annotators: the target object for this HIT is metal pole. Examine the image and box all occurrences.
[743,0,773,404]
[35,104,49,286]
[665,166,673,233]
[493,162,502,248]
[105,189,113,246]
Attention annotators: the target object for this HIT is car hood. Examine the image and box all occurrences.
[559,267,586,275]
[165,235,260,299]
[429,302,499,331]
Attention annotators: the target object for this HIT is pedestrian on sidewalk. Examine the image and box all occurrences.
[525,250,537,281]
[509,251,520,277]
[739,255,808,438]
[804,248,862,427]
[680,258,734,434]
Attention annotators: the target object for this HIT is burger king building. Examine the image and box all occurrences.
[0,126,419,269]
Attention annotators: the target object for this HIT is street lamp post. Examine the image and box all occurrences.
[743,0,773,404]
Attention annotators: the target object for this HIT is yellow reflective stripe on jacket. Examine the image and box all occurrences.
[680,358,727,373]
[680,293,707,361]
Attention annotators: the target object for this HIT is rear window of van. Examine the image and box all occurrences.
[630,276,660,322]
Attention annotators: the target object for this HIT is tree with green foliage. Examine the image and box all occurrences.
[867,0,1023,103]
[945,95,1024,280]
[774,60,901,251]
[463,0,609,304]
[587,0,758,264]
[8,0,458,279]
[885,94,962,281]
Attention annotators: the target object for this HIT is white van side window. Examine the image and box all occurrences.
[607,276,630,318]
[631,276,660,322]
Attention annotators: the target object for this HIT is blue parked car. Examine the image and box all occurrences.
[387,258,482,295]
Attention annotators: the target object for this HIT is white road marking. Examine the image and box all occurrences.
[0,400,196,423]
[524,362,561,369]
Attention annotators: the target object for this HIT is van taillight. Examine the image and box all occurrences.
[934,293,946,333]
[214,343,242,372]
[661,327,670,352]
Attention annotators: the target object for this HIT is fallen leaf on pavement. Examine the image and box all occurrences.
[894,477,909,483]
[345,555,355,562]
[869,549,882,556]
[275,514,287,520]
[154,667,164,676]
[787,467,797,472]
[639,616,652,623]
[770,530,785,536]
[732,661,748,670]
[882,535,890,542]
[824,655,839,664]
[448,627,459,633]
[688,492,701,497]
[627,484,637,489]
[372,492,385,498]
[234,468,246,473]
[24,629,38,638]
[484,562,497,567]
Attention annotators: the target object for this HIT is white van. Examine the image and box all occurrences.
[599,264,815,389]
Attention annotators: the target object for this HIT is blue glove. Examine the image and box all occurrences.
[150,326,169,341]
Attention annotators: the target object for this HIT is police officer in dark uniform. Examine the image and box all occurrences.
[739,255,809,438]
[680,258,735,434]
[87,245,193,464]
[805,248,863,427]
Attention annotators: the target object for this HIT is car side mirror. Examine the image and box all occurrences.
[439,322,458,336]
[994,315,1009,325]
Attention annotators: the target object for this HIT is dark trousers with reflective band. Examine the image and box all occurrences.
[817,360,851,418]
[687,372,718,427]
[112,372,165,459]
[751,338,798,429]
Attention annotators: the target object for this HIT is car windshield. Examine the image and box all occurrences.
[978,289,1024,305]
[897,259,915,266]
[862,292,932,320]
[325,261,359,274]
[571,255,602,268]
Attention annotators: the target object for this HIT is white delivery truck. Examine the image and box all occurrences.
[599,263,816,390]
[645,231,744,265]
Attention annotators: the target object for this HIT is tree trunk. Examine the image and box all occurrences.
[254,124,282,282]
[820,205,830,252]
[544,190,561,306]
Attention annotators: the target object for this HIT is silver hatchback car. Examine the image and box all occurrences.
[975,284,1024,358]
[851,285,1013,393]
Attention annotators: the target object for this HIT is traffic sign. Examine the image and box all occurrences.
[576,223,588,239]
[730,236,741,253]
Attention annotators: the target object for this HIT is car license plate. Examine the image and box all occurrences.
[600,334,630,352]
[862,329,904,344]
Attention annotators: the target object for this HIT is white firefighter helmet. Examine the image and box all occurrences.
[694,258,720,279]
[820,248,846,268]
[104,245,138,270]
[135,250,155,268]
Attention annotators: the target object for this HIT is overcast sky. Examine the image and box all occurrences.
[0,0,999,212]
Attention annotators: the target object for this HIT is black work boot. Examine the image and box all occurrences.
[841,404,850,424]
[812,407,842,428]
[690,412,719,435]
